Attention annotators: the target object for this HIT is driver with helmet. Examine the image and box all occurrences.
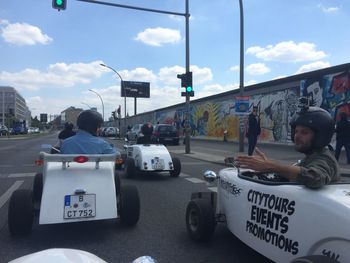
[136,123,154,144]
[61,110,118,154]
[236,106,339,189]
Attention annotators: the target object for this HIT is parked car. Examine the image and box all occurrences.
[105,127,119,137]
[152,124,180,145]
[0,125,8,136]
[27,127,39,134]
[126,124,143,141]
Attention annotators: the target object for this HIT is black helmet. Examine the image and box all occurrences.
[141,123,153,136]
[290,107,334,149]
[64,121,74,131]
[77,110,103,136]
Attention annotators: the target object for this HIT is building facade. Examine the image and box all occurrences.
[0,86,30,127]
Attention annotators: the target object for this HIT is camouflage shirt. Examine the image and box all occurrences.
[296,148,340,189]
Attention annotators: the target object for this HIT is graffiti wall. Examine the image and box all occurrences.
[126,65,350,144]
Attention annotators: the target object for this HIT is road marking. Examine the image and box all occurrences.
[0,180,24,209]
[180,172,190,178]
[22,164,36,167]
[185,177,205,183]
[8,173,36,178]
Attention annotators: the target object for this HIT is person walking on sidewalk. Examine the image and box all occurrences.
[246,106,261,156]
[237,106,339,189]
[335,112,350,164]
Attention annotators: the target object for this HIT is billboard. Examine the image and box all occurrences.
[121,81,150,98]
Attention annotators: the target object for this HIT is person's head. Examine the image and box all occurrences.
[141,122,153,136]
[252,106,258,115]
[77,110,103,136]
[303,79,323,107]
[290,107,334,153]
[64,121,74,131]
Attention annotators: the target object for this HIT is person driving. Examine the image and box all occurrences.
[136,123,154,144]
[61,110,118,154]
[236,105,339,189]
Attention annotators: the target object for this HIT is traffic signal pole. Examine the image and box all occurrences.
[184,0,191,154]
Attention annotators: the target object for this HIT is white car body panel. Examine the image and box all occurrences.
[126,144,174,172]
[39,152,118,225]
[216,168,350,262]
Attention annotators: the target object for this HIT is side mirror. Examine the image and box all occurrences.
[203,170,217,182]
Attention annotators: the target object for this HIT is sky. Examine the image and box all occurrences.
[1,0,349,120]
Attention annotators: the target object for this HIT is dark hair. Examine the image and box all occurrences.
[141,123,153,136]
[77,110,103,136]
[64,121,74,131]
[290,107,334,149]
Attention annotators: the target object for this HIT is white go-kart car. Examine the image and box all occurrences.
[8,152,140,235]
[123,141,181,178]
[185,166,350,263]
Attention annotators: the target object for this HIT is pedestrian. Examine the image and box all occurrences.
[237,106,339,189]
[335,112,350,164]
[61,110,118,154]
[246,106,261,156]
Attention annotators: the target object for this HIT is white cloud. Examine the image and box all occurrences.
[246,63,270,75]
[135,27,181,46]
[0,60,105,90]
[246,41,326,62]
[118,68,157,83]
[158,65,213,85]
[295,61,331,74]
[1,21,52,46]
[230,65,239,72]
[318,4,339,13]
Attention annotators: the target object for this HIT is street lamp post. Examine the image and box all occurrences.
[88,89,105,121]
[238,0,245,152]
[100,63,126,134]
[81,102,93,109]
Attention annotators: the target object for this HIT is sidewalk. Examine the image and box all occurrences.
[169,140,350,174]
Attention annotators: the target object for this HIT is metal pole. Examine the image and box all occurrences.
[100,63,126,135]
[185,0,191,154]
[89,89,105,121]
[134,97,137,115]
[238,0,245,152]
[2,90,4,125]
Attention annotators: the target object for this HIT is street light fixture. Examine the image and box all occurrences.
[81,102,92,109]
[88,89,105,121]
[100,63,126,133]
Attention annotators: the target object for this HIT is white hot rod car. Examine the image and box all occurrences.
[8,152,140,235]
[123,142,181,178]
[185,166,350,263]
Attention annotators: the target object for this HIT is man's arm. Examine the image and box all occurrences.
[236,148,301,181]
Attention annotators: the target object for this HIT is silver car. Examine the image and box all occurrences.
[126,124,143,141]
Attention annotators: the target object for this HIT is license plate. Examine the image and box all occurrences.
[64,194,96,219]
[152,159,164,170]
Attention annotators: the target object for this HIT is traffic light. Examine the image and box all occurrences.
[112,111,116,120]
[52,0,67,10]
[177,71,194,97]
[117,105,121,117]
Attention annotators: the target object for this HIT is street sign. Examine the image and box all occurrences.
[121,81,150,98]
[235,96,250,114]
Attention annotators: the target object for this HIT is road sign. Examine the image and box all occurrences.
[235,96,250,114]
[121,81,150,98]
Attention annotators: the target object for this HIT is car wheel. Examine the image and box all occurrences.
[119,185,140,226]
[186,199,215,241]
[8,189,34,235]
[125,158,136,178]
[170,157,181,177]
[291,255,340,263]
[33,173,43,202]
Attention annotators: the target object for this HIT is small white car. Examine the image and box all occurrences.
[124,142,181,178]
[185,166,350,263]
[8,152,140,235]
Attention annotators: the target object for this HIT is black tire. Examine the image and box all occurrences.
[170,157,181,177]
[125,158,136,178]
[115,173,121,195]
[33,173,43,202]
[119,185,140,226]
[186,199,215,241]
[8,189,34,235]
[291,255,340,263]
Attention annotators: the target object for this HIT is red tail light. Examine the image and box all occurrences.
[35,159,44,166]
[73,156,89,163]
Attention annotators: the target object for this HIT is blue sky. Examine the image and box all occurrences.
[0,0,349,120]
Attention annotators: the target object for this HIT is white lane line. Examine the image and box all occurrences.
[208,187,217,192]
[180,172,191,178]
[8,173,36,178]
[185,177,205,183]
[0,180,24,209]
